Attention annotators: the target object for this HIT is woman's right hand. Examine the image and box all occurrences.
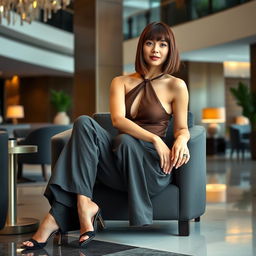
[152,136,173,174]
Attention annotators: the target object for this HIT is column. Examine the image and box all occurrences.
[73,0,123,118]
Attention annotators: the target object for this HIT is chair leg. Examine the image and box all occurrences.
[42,164,48,181]
[178,220,189,236]
[194,217,200,222]
[236,149,240,160]
[242,148,245,160]
[17,163,23,179]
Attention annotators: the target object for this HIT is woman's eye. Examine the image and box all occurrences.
[160,43,167,47]
[145,41,152,46]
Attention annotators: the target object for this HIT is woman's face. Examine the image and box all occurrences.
[143,38,169,69]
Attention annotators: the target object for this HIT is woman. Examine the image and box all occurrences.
[22,21,190,250]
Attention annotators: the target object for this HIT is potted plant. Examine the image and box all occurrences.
[50,89,72,125]
[230,82,256,159]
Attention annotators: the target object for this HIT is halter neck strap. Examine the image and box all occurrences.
[141,73,164,82]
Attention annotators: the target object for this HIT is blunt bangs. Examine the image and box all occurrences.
[144,24,170,44]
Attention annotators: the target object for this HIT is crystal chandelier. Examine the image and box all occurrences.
[0,0,71,25]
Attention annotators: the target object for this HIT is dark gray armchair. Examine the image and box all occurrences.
[0,131,8,230]
[14,125,72,181]
[229,124,250,159]
[51,113,206,236]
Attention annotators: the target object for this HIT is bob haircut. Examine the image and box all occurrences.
[135,22,180,75]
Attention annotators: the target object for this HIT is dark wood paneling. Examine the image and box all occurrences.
[19,76,73,123]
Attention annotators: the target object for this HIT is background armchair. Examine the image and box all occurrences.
[14,125,72,181]
[0,131,8,230]
[51,113,206,236]
[229,124,250,159]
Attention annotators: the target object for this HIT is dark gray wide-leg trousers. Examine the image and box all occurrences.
[44,115,172,232]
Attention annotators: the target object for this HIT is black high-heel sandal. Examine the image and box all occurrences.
[79,209,105,248]
[21,229,63,251]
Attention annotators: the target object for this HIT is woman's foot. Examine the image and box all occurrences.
[77,195,99,244]
[22,213,59,248]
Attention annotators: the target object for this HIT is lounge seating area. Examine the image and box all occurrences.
[0,1,256,255]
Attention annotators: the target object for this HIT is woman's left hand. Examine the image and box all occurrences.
[171,136,190,169]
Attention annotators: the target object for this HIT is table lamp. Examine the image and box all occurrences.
[6,105,24,124]
[202,107,225,137]
[235,115,249,125]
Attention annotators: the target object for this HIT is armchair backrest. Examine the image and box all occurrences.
[18,125,72,164]
[229,124,250,148]
[164,112,194,147]
[93,112,194,147]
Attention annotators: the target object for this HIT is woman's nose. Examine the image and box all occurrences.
[152,47,159,53]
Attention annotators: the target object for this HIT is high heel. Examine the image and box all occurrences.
[54,230,64,246]
[79,208,105,247]
[96,212,105,231]
[21,229,63,250]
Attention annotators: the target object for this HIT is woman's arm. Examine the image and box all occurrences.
[110,76,172,174]
[170,79,190,169]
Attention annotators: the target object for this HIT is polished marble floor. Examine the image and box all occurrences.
[0,152,256,256]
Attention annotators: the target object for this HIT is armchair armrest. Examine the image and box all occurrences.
[51,129,72,170]
[175,125,206,220]
[0,131,8,229]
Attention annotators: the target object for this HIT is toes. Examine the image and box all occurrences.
[23,241,33,247]
[80,235,89,243]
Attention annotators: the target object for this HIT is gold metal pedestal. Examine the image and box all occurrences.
[0,139,39,235]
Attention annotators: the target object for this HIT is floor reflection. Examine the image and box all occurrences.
[0,154,255,256]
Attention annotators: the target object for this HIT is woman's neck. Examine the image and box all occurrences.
[144,67,163,79]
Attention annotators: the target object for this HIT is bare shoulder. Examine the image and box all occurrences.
[164,74,187,91]
[111,73,141,94]
[111,73,138,86]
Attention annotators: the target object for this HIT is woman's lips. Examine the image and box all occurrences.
[150,56,160,61]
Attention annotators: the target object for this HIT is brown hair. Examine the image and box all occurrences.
[135,22,180,75]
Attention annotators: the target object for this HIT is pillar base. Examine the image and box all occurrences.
[0,218,39,235]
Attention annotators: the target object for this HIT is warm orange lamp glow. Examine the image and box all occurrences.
[206,184,227,203]
[235,115,249,125]
[6,105,24,124]
[202,107,226,137]
[202,107,226,123]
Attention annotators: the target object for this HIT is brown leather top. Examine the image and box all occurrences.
[125,74,172,137]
